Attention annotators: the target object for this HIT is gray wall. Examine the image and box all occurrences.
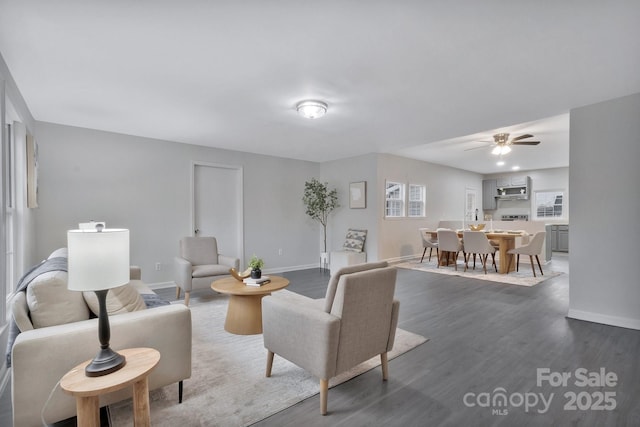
[568,92,640,329]
[34,122,321,283]
[377,154,483,261]
[320,153,379,260]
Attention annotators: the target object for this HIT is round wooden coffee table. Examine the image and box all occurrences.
[211,275,289,335]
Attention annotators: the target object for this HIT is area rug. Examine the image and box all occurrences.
[108,295,427,426]
[395,259,562,287]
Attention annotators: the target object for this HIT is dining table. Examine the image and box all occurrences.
[426,230,525,274]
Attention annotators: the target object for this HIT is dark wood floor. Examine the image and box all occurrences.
[3,254,639,426]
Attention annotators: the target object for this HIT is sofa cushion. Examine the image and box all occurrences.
[83,281,147,315]
[192,264,230,278]
[342,229,367,252]
[26,271,91,328]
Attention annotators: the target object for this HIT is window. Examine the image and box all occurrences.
[385,181,405,217]
[535,191,564,219]
[408,184,426,217]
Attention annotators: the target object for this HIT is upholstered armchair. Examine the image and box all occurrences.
[329,229,367,274]
[262,261,399,415]
[174,236,239,306]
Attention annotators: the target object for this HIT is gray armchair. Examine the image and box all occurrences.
[174,236,239,306]
[262,261,399,415]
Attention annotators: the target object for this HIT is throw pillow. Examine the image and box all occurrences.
[342,229,367,252]
[83,283,147,316]
[26,271,91,328]
[48,247,68,259]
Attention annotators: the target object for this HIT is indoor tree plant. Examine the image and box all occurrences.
[302,178,339,267]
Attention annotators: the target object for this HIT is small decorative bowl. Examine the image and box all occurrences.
[469,224,486,231]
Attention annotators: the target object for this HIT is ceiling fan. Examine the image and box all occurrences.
[466,133,540,155]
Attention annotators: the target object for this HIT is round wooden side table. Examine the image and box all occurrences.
[60,347,160,427]
[211,275,289,334]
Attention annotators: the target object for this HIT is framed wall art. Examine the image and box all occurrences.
[349,181,366,209]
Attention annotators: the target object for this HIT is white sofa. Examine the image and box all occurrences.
[9,249,192,427]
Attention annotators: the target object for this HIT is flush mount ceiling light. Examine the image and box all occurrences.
[296,100,327,119]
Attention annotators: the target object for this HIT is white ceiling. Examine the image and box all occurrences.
[1,1,639,174]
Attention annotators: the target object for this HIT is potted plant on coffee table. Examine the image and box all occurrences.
[248,255,264,279]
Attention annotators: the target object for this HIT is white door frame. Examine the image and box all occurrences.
[190,161,244,266]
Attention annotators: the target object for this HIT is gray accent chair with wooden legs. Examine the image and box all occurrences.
[462,230,497,274]
[419,228,439,263]
[507,231,546,277]
[262,262,399,415]
[437,229,463,270]
[174,236,239,306]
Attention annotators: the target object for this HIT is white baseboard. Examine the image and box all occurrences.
[146,263,320,289]
[567,309,640,331]
[384,254,419,264]
[148,281,176,290]
[265,263,318,274]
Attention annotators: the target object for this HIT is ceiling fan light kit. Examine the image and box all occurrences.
[489,132,540,156]
[296,100,327,119]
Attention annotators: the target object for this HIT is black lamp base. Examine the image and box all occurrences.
[85,347,126,377]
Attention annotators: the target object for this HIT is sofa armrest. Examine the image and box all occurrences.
[174,256,194,291]
[218,254,240,270]
[262,295,341,379]
[12,304,192,427]
[10,291,34,332]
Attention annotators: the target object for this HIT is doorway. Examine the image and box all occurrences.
[191,162,244,265]
[465,187,478,221]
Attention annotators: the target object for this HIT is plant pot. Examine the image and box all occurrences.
[250,268,262,279]
[320,252,329,269]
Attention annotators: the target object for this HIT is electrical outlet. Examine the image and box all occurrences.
[155,262,161,271]
[278,248,283,256]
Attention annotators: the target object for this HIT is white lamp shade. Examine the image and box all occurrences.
[67,229,130,292]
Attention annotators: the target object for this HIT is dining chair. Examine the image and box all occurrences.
[507,231,546,277]
[418,228,439,263]
[436,229,463,270]
[462,231,497,274]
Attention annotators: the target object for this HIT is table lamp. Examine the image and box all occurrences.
[67,228,130,377]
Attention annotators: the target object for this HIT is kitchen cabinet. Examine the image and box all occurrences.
[496,175,531,200]
[550,224,569,252]
[482,179,497,210]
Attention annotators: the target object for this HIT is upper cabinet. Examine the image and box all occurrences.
[495,175,532,200]
[482,179,497,210]
[483,175,532,209]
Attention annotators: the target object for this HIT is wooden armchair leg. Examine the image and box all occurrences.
[420,247,427,263]
[266,351,274,377]
[184,291,191,306]
[380,352,389,381]
[175,286,181,299]
[320,379,329,415]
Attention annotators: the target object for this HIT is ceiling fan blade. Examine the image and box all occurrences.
[511,134,534,142]
[464,144,491,151]
[512,140,540,146]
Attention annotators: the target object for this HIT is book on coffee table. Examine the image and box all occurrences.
[243,276,271,286]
